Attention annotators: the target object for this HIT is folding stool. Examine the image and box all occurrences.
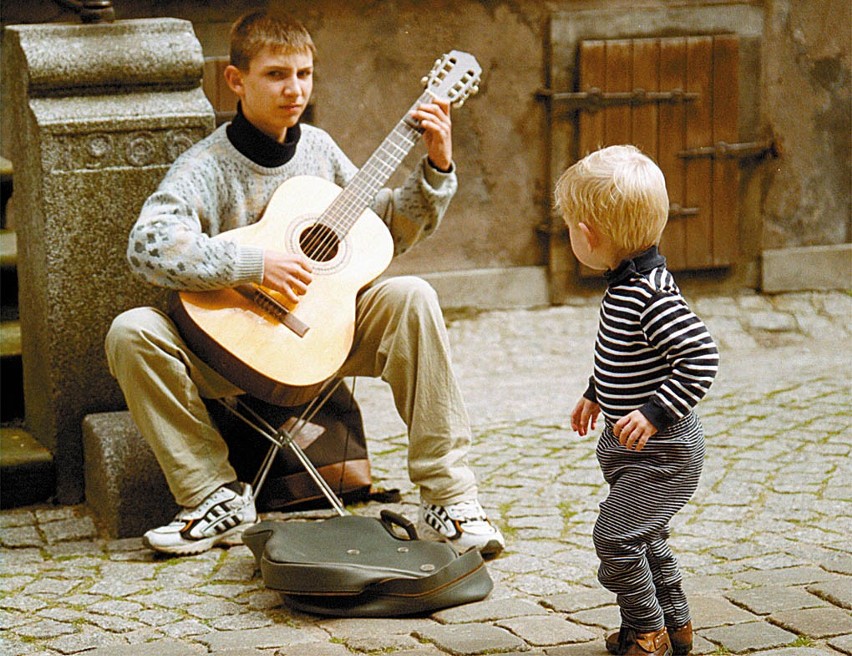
[213,377,351,516]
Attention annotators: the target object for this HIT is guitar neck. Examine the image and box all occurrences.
[321,90,433,236]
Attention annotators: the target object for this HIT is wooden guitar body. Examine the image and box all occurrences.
[173,176,393,406]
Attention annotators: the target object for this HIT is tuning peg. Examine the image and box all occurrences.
[421,76,429,86]
[456,99,465,108]
[471,85,480,95]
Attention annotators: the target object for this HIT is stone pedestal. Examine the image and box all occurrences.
[82,411,177,538]
[3,19,214,503]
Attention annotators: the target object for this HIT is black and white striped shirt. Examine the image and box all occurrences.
[584,247,719,430]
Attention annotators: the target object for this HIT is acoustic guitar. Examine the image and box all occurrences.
[171,51,482,406]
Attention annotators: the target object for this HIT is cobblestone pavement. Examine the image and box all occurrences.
[1,290,850,656]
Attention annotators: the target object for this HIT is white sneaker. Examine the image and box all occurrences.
[143,482,258,556]
[418,499,505,558]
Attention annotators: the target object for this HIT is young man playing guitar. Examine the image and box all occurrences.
[105,10,504,558]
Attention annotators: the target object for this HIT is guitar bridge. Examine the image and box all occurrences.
[239,284,310,338]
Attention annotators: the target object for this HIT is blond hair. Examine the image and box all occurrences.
[230,11,316,71]
[554,145,669,255]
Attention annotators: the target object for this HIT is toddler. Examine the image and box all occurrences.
[555,145,719,656]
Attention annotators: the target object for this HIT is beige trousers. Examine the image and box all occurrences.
[105,276,477,508]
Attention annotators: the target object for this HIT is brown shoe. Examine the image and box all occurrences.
[607,622,692,655]
[668,622,693,656]
[606,627,628,655]
[605,627,672,656]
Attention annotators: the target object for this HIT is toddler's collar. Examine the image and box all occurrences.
[605,246,666,286]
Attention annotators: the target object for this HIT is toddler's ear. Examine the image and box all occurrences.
[578,222,598,249]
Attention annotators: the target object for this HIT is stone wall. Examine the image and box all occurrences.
[760,0,850,249]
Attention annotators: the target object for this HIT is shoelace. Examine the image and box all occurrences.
[175,487,235,521]
[446,500,486,521]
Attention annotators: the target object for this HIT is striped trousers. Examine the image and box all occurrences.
[593,412,705,632]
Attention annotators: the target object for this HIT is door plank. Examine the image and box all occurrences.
[604,40,633,145]
[631,38,660,160]
[657,38,688,270]
[712,35,740,266]
[579,41,606,157]
[571,34,739,276]
[684,37,714,268]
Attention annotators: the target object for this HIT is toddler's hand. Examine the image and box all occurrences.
[571,397,600,437]
[614,410,657,451]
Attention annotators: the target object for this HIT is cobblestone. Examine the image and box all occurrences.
[701,621,800,653]
[1,291,850,654]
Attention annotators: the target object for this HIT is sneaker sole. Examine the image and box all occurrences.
[219,520,259,547]
[143,522,252,556]
[477,538,504,559]
[417,521,505,559]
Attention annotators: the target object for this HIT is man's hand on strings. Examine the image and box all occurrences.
[413,97,453,172]
[262,251,313,304]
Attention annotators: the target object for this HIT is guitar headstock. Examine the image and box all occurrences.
[420,50,482,108]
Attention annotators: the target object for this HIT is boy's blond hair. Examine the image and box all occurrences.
[230,11,317,71]
[554,145,669,255]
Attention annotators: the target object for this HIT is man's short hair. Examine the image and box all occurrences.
[230,11,316,71]
[554,145,670,254]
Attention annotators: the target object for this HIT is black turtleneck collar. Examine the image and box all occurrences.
[226,102,301,168]
[604,245,666,286]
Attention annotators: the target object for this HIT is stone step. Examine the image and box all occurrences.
[1,319,21,358]
[0,155,11,231]
[83,411,177,538]
[0,426,55,508]
[0,229,16,269]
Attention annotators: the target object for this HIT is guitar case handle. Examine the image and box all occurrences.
[379,509,419,540]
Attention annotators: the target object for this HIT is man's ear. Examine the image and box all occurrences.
[578,222,598,249]
[223,65,244,97]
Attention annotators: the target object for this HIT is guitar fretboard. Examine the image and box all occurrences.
[319,90,433,237]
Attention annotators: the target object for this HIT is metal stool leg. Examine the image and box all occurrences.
[214,378,349,516]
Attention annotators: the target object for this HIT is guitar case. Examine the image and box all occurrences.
[242,510,493,617]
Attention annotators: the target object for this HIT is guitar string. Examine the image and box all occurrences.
[300,130,416,262]
[300,66,475,263]
[299,113,422,262]
[317,111,422,237]
[303,99,427,264]
[300,68,476,266]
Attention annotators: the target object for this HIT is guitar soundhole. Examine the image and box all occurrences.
[299,223,340,263]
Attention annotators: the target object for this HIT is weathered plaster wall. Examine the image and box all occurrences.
[1,0,551,281]
[761,0,850,248]
[2,0,849,288]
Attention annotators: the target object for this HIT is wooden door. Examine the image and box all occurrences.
[576,36,740,271]
[203,58,239,126]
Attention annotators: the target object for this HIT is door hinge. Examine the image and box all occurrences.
[678,140,779,161]
[536,87,699,112]
[668,204,700,219]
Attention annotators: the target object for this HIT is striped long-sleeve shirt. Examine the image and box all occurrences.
[584,246,719,430]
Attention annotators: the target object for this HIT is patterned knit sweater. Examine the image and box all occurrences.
[584,246,720,431]
[127,121,457,291]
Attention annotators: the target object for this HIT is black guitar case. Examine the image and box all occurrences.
[242,510,493,617]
